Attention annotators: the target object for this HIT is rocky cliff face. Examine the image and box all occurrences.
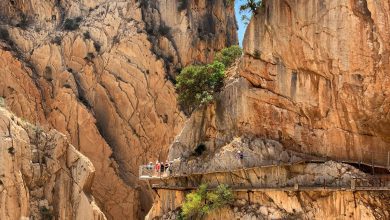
[148,189,390,220]
[0,0,237,219]
[0,107,106,220]
[169,0,390,168]
[162,0,390,219]
[241,0,390,163]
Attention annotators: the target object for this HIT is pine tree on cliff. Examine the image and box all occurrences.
[240,0,262,14]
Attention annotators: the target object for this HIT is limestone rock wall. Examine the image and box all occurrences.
[0,107,106,220]
[147,189,390,220]
[0,0,237,218]
[241,0,390,163]
[168,0,390,168]
[141,0,238,76]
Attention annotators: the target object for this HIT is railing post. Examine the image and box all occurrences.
[294,183,299,191]
[371,152,374,175]
[351,179,356,190]
[387,151,390,170]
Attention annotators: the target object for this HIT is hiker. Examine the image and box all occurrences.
[169,161,173,174]
[237,150,244,160]
[155,161,160,175]
[160,161,165,173]
[165,160,170,174]
[147,162,153,170]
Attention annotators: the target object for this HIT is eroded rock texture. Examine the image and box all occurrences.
[169,0,390,168]
[0,0,237,219]
[148,189,390,220]
[0,108,106,220]
[241,0,390,163]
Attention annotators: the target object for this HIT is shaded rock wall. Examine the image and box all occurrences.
[0,107,106,220]
[0,0,237,218]
[141,0,238,76]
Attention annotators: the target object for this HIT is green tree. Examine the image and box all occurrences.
[215,45,243,68]
[176,61,225,113]
[240,0,262,15]
[181,184,234,219]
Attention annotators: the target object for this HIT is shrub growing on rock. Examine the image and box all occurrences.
[176,61,225,113]
[239,0,263,15]
[63,17,82,30]
[181,184,234,219]
[215,45,242,68]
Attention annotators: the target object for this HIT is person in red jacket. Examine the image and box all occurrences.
[155,161,160,176]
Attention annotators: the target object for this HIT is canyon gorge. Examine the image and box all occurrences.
[0,0,389,220]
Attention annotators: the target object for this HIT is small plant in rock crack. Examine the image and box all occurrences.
[253,49,261,59]
[8,147,15,155]
[93,41,101,52]
[16,14,32,30]
[83,31,91,40]
[63,17,82,31]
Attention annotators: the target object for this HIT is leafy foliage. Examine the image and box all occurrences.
[215,45,242,68]
[253,49,261,59]
[239,0,263,15]
[181,184,234,219]
[176,61,225,113]
[83,31,91,40]
[63,17,82,31]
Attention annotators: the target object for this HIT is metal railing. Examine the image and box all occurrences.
[139,165,172,178]
[139,149,390,180]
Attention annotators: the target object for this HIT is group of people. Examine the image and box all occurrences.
[143,150,244,177]
[145,160,172,176]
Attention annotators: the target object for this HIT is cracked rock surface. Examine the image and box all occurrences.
[0,107,106,220]
[0,0,237,219]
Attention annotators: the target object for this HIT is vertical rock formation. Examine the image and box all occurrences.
[161,0,390,218]
[0,0,237,218]
[169,0,390,168]
[241,0,390,163]
[0,107,106,220]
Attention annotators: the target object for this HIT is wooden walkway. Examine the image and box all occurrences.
[139,159,390,181]
[151,185,390,192]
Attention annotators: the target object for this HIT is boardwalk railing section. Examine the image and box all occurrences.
[139,165,172,179]
[139,149,390,190]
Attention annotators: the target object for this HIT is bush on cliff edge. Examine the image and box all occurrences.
[181,184,234,219]
[176,46,242,114]
[176,61,225,113]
